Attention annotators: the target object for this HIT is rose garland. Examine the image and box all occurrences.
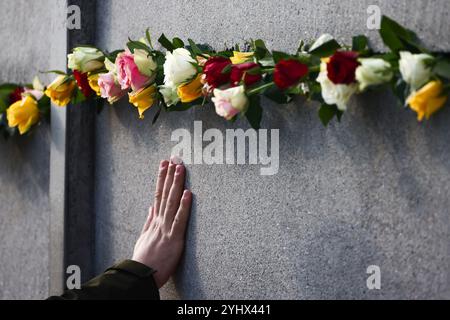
[1,15,449,137]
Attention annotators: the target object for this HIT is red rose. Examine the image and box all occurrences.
[326,51,359,84]
[73,70,94,97]
[203,56,232,89]
[9,87,25,104]
[230,62,262,87]
[273,59,309,90]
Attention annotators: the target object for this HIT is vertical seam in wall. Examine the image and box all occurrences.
[48,0,69,296]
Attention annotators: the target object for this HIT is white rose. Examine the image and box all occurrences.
[211,85,249,120]
[163,48,197,87]
[317,61,358,111]
[134,49,157,77]
[68,47,104,73]
[399,51,433,90]
[355,58,393,91]
[309,34,335,52]
[159,84,180,107]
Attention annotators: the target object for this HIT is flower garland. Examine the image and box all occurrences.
[1,16,449,137]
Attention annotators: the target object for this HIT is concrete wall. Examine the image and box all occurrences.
[0,0,449,300]
[0,0,56,300]
[94,0,450,299]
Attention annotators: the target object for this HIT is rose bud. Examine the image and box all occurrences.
[274,59,309,90]
[230,62,262,87]
[326,51,359,85]
[203,56,232,89]
[73,70,94,97]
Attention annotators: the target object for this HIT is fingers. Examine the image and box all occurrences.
[154,160,169,216]
[171,190,192,238]
[159,161,176,216]
[164,164,186,225]
[141,206,154,234]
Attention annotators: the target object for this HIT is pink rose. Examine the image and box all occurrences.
[211,86,249,120]
[116,51,150,91]
[98,72,126,103]
[213,100,240,120]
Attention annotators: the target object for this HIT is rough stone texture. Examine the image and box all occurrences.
[94,0,450,299]
[0,0,55,300]
[96,0,450,53]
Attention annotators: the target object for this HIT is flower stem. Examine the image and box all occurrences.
[247,82,275,96]
[309,65,320,73]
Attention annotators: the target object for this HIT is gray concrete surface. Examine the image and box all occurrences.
[94,0,450,299]
[1,0,449,300]
[0,0,56,300]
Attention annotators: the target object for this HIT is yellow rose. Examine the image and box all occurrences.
[128,85,157,119]
[6,95,40,135]
[177,74,203,103]
[408,80,448,121]
[44,75,76,107]
[230,51,254,64]
[88,73,101,96]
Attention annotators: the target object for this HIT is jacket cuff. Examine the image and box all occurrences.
[104,260,160,300]
[106,260,157,278]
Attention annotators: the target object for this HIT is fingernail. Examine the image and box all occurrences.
[160,160,168,168]
[183,190,191,198]
[176,165,184,174]
[170,155,183,165]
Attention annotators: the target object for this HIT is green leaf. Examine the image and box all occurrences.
[379,15,425,53]
[392,78,409,106]
[245,95,263,129]
[127,39,151,53]
[145,28,154,49]
[296,40,306,54]
[0,83,19,91]
[152,104,163,124]
[172,37,185,49]
[318,104,343,126]
[188,39,203,56]
[253,39,268,59]
[158,33,175,52]
[70,87,86,105]
[352,35,368,52]
[40,70,67,75]
[221,63,232,74]
[272,51,290,63]
[264,86,292,104]
[37,95,50,116]
[433,58,450,80]
[309,39,341,57]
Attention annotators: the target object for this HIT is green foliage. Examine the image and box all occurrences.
[245,95,263,129]
[433,57,450,80]
[309,39,341,57]
[318,104,343,126]
[127,39,151,53]
[158,33,175,52]
[352,35,369,53]
[379,15,426,54]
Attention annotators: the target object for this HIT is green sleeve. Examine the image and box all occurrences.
[47,260,160,300]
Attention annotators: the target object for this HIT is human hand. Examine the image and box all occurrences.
[132,158,192,288]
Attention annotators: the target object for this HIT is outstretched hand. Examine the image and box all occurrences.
[132,158,192,288]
